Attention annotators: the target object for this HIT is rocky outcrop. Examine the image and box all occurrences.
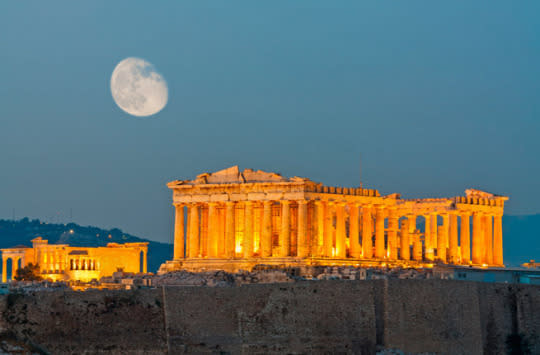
[0,280,538,354]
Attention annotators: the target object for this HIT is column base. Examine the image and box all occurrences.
[158,257,442,274]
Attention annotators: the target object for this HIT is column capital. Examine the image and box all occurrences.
[225,201,236,206]
[297,200,308,205]
[244,200,254,206]
[280,200,291,205]
[263,200,273,205]
[459,210,472,216]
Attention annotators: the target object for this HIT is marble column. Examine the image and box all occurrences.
[297,200,309,258]
[412,233,422,261]
[387,208,398,260]
[309,203,317,257]
[261,201,273,257]
[280,200,291,257]
[430,214,438,254]
[315,201,325,257]
[142,250,147,273]
[173,204,185,259]
[188,204,200,258]
[349,204,361,258]
[323,202,334,257]
[218,206,226,257]
[400,219,410,260]
[375,206,385,258]
[493,214,503,266]
[225,202,236,258]
[424,214,434,261]
[1,257,6,282]
[472,212,483,264]
[243,201,254,258]
[449,212,459,264]
[335,203,346,258]
[408,215,421,260]
[437,214,449,262]
[208,203,219,258]
[13,257,20,278]
[362,205,373,258]
[460,213,471,264]
[484,214,493,265]
[437,225,447,262]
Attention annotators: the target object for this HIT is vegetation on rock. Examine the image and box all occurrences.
[14,263,42,281]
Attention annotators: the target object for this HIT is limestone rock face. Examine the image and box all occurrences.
[0,280,538,354]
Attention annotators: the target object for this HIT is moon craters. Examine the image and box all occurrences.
[110,57,168,117]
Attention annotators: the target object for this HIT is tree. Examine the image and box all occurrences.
[14,263,42,281]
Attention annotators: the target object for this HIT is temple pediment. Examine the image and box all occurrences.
[465,189,495,199]
[173,166,303,185]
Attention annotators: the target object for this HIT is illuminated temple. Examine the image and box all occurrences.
[1,237,148,282]
[159,166,508,273]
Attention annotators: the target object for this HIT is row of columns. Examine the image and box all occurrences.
[69,258,99,271]
[393,211,503,265]
[174,200,310,259]
[173,200,503,266]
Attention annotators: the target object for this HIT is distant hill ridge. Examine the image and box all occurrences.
[0,214,538,271]
[0,218,172,273]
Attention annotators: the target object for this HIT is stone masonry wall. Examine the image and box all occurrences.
[0,280,537,354]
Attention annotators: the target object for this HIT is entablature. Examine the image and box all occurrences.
[169,167,509,217]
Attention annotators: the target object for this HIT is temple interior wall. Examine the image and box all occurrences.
[97,248,145,275]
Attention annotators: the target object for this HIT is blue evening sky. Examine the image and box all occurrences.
[1,2,539,243]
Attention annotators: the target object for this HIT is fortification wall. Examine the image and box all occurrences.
[0,280,537,354]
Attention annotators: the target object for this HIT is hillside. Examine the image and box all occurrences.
[0,218,172,273]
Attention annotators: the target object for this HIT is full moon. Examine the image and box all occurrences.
[110,57,168,117]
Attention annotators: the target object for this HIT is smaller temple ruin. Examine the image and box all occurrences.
[1,237,148,282]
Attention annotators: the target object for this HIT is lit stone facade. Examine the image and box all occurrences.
[159,166,508,273]
[1,237,148,282]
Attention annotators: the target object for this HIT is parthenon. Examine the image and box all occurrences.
[159,166,508,273]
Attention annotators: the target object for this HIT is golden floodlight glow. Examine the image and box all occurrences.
[162,166,509,274]
[1,237,148,283]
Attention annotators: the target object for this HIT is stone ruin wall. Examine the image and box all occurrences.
[0,280,538,354]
